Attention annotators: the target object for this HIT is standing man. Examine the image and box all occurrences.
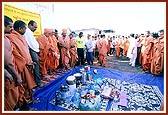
[92,35,97,59]
[123,36,130,57]
[69,33,78,68]
[142,31,154,73]
[150,30,164,76]
[115,37,120,58]
[24,20,45,88]
[47,29,60,74]
[85,34,94,65]
[37,28,53,77]
[127,33,138,67]
[76,32,85,65]
[6,20,37,110]
[58,29,71,69]
[99,34,107,67]
[4,15,22,111]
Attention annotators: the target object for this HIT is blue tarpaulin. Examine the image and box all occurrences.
[29,66,164,111]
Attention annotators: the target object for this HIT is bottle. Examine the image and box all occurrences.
[112,96,118,111]
[83,72,86,83]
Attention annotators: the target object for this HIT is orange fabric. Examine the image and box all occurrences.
[138,37,144,65]
[115,40,120,58]
[48,35,60,70]
[123,39,130,56]
[4,37,19,110]
[58,36,70,68]
[4,78,19,111]
[44,28,53,34]
[142,36,154,70]
[107,38,110,54]
[139,38,146,65]
[151,37,164,75]
[6,30,36,105]
[37,34,51,75]
[99,39,107,66]
[119,39,124,49]
[69,38,78,68]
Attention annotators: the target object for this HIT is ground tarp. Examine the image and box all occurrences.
[29,66,164,111]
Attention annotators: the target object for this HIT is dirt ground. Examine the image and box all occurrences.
[91,55,145,74]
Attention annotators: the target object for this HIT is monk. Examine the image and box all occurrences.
[115,37,120,58]
[58,29,71,69]
[5,20,36,110]
[4,38,22,111]
[139,35,147,66]
[119,36,124,57]
[138,34,145,66]
[36,28,53,77]
[53,29,61,69]
[99,34,107,67]
[48,29,60,73]
[150,30,164,76]
[107,35,111,56]
[69,33,78,68]
[142,31,154,73]
[4,16,22,111]
[123,36,130,57]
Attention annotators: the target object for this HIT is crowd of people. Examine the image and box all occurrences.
[4,15,164,111]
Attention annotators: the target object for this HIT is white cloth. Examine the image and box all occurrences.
[24,27,39,52]
[92,40,97,49]
[127,37,138,66]
[85,39,93,52]
[110,40,116,48]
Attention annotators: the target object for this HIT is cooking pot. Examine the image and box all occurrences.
[66,75,76,85]
[74,73,82,80]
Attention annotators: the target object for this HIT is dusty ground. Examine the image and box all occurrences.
[91,55,145,74]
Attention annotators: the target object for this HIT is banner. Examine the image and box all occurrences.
[4,4,42,38]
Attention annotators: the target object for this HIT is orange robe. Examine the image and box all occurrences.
[142,36,154,70]
[48,35,60,70]
[139,37,146,66]
[119,39,124,49]
[4,37,19,111]
[58,36,70,68]
[99,39,107,66]
[69,38,78,68]
[123,39,130,56]
[36,34,51,75]
[4,70,19,111]
[151,37,164,75]
[107,38,110,54]
[6,30,36,105]
[138,36,144,65]
[115,40,120,58]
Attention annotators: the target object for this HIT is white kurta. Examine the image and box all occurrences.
[127,37,138,66]
[24,27,39,52]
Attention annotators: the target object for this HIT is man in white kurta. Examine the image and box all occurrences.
[127,34,138,67]
[24,20,44,87]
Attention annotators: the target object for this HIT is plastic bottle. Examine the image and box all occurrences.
[112,96,118,111]
[83,71,86,83]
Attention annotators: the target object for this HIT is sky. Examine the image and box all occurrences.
[53,2,165,35]
[4,2,166,35]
